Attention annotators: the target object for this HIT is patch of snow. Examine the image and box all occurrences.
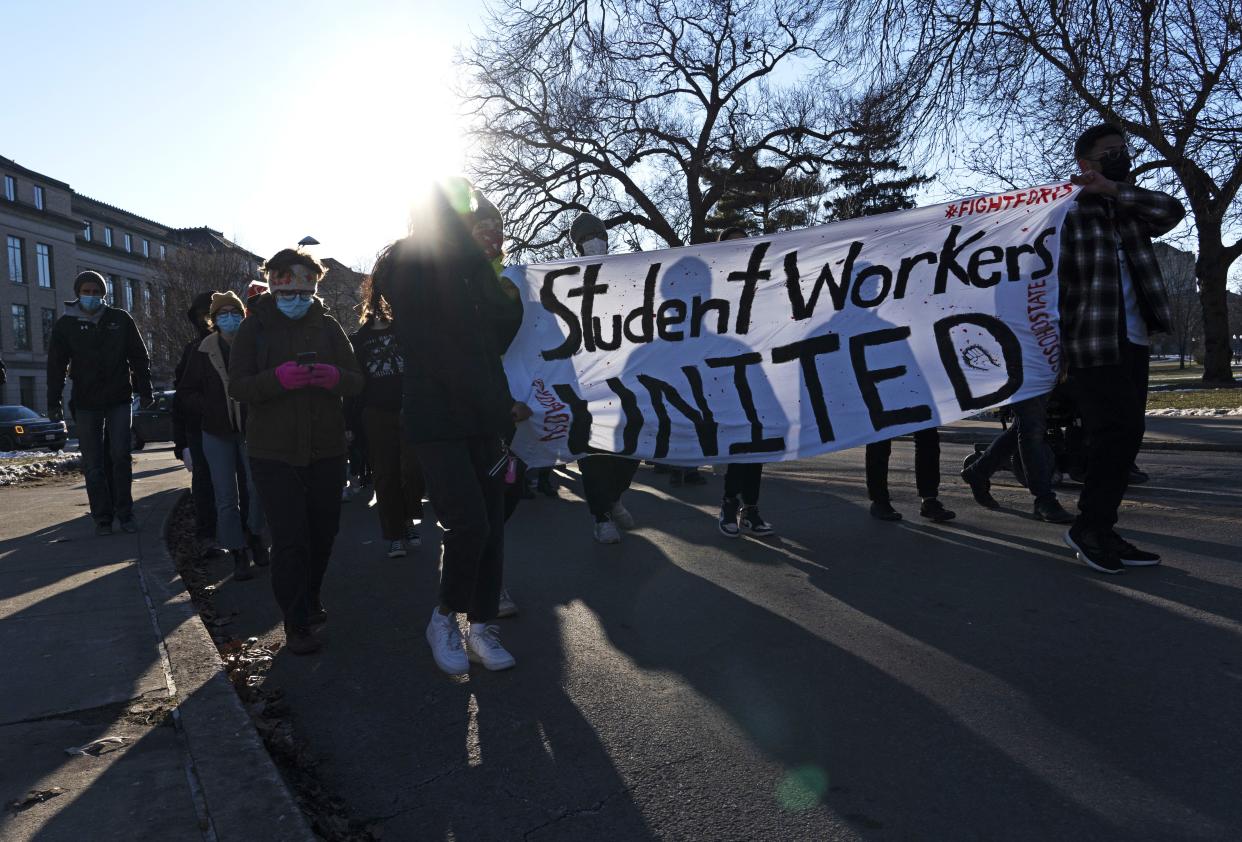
[1146,407,1242,417]
[0,451,82,486]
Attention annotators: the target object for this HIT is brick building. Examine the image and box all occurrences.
[1,154,259,412]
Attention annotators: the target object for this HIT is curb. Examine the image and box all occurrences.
[898,430,1242,454]
[139,490,315,842]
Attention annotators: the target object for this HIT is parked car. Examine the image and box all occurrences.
[131,390,176,451]
[0,405,69,452]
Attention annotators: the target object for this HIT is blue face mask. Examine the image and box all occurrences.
[276,295,313,320]
[215,313,243,334]
[79,295,103,312]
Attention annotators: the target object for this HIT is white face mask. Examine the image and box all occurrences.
[580,237,608,257]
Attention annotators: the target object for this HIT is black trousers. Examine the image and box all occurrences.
[580,455,639,520]
[249,455,345,629]
[415,437,505,623]
[723,463,764,505]
[865,428,941,502]
[1065,341,1149,532]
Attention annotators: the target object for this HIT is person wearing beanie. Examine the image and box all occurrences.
[380,181,525,676]
[173,289,220,547]
[177,291,268,581]
[228,249,362,655]
[47,270,153,535]
[567,213,643,544]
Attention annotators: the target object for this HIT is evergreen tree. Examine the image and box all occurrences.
[825,93,932,221]
[702,155,826,239]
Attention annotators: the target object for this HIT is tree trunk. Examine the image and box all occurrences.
[1195,231,1236,384]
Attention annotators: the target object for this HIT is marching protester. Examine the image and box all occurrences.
[47,271,152,535]
[1059,124,1183,573]
[349,263,426,559]
[379,181,525,675]
[173,291,219,548]
[866,429,955,523]
[714,227,775,538]
[229,249,363,655]
[960,396,1074,523]
[176,291,268,581]
[568,212,642,544]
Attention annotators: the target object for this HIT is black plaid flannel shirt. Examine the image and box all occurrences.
[1057,184,1185,369]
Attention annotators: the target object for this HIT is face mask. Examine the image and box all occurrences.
[1097,149,1132,182]
[79,295,104,312]
[277,296,313,320]
[215,313,243,334]
[580,237,608,257]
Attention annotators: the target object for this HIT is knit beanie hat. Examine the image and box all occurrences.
[569,213,606,247]
[208,290,245,319]
[73,270,107,297]
[263,248,323,293]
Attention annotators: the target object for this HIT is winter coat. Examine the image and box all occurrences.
[227,294,363,466]
[177,332,247,438]
[172,329,211,451]
[47,303,152,412]
[383,242,521,444]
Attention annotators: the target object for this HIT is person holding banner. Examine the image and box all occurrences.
[568,212,641,545]
[714,227,776,538]
[381,182,524,675]
[1059,124,1184,574]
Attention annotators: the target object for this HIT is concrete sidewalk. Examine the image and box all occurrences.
[934,414,1242,452]
[0,450,311,842]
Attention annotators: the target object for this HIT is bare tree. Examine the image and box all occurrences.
[461,0,852,255]
[1154,242,1202,368]
[150,241,258,369]
[845,0,1242,383]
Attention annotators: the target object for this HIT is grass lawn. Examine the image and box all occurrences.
[1148,359,1242,387]
[1146,388,1242,411]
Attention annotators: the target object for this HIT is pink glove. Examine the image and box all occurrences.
[308,363,341,390]
[275,361,312,390]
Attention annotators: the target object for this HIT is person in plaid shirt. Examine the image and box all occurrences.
[1059,124,1185,574]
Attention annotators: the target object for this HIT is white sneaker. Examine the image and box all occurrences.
[593,519,621,544]
[466,623,516,671]
[497,588,518,618]
[387,539,407,558]
[426,610,468,675]
[610,501,636,530]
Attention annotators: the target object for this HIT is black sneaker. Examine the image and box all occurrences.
[1106,532,1161,566]
[118,517,139,534]
[718,497,740,538]
[248,536,270,567]
[284,624,322,656]
[869,501,902,521]
[307,605,328,628]
[919,498,956,522]
[960,454,999,509]
[670,470,684,487]
[1064,527,1124,574]
[1034,498,1075,524]
[740,506,775,537]
[683,469,707,486]
[95,520,114,537]
[232,549,254,581]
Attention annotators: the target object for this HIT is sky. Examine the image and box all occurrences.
[2,0,488,270]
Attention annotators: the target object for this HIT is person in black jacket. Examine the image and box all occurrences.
[172,291,218,545]
[348,267,425,559]
[379,181,526,676]
[177,291,268,582]
[47,271,152,535]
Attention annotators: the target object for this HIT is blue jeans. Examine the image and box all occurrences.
[76,403,133,523]
[975,396,1055,503]
[201,430,264,550]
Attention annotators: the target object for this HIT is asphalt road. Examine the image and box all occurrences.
[191,439,1242,841]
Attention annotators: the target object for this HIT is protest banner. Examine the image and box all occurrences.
[502,183,1076,467]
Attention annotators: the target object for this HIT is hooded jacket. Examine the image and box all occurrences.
[227,293,363,466]
[47,302,152,412]
[178,331,247,438]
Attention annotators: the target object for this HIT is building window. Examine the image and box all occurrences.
[42,308,55,351]
[146,331,155,356]
[104,227,113,247]
[124,233,132,253]
[3,175,13,201]
[108,275,119,306]
[158,287,167,313]
[159,244,166,260]
[33,186,44,210]
[83,221,92,242]
[6,236,23,284]
[19,376,35,411]
[142,283,152,312]
[35,243,53,288]
[142,239,150,258]
[128,279,140,312]
[11,304,30,350]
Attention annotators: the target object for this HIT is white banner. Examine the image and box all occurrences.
[503,184,1075,467]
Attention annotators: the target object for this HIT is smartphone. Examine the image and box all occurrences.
[296,351,318,367]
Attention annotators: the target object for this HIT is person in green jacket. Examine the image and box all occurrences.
[228,249,363,655]
[47,270,152,535]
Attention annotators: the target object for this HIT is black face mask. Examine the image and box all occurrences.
[1098,149,1132,182]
